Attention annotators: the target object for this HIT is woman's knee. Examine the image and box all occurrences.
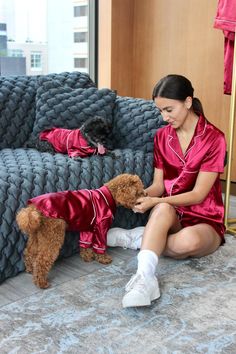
[150,202,176,220]
[165,225,221,258]
[180,232,202,255]
[165,229,203,258]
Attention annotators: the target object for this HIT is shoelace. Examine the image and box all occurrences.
[118,235,129,249]
[128,229,144,247]
[115,233,132,249]
[122,231,141,249]
[125,273,145,292]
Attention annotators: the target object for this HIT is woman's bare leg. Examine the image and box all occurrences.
[163,223,222,259]
[122,203,222,308]
[122,203,181,307]
[141,202,182,255]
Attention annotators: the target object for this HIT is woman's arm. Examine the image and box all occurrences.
[145,168,165,197]
[134,171,218,213]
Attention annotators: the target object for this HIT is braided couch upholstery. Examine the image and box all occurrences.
[0,71,164,284]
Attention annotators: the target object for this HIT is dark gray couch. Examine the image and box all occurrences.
[0,71,164,284]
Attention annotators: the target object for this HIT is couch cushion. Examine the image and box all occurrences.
[31,79,117,138]
[0,76,38,149]
[0,72,96,149]
[38,71,95,90]
[112,96,165,153]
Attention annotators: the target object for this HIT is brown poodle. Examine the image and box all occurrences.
[16,174,145,289]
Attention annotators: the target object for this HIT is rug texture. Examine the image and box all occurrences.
[0,235,236,354]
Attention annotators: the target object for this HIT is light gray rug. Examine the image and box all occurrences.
[1,235,236,354]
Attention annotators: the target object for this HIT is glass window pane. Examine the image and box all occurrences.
[74,5,88,17]
[74,57,88,68]
[31,52,42,69]
[0,0,96,79]
[74,32,88,43]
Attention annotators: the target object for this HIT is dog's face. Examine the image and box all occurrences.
[121,176,145,209]
[81,116,112,146]
[107,174,145,209]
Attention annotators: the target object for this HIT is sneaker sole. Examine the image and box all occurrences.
[122,288,161,308]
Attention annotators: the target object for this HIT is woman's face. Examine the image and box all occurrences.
[155,96,191,129]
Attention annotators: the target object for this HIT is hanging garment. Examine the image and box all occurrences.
[214,0,236,94]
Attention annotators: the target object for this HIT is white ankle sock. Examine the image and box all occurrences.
[137,249,158,278]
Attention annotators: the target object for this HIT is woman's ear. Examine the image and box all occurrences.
[185,96,192,110]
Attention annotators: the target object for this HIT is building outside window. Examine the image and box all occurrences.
[74,57,88,69]
[0,23,6,31]
[74,5,88,17]
[0,0,97,81]
[0,22,7,56]
[8,49,23,57]
[31,52,42,70]
[74,31,88,43]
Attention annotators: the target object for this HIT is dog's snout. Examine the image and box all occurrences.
[136,190,145,199]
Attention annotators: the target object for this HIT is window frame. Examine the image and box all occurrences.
[88,0,98,85]
[30,51,42,70]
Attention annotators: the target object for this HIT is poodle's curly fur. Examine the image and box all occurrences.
[24,116,113,154]
[16,174,145,289]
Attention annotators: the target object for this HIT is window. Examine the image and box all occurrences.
[74,5,88,17]
[0,23,7,31]
[31,52,42,70]
[0,0,97,82]
[74,57,88,68]
[74,32,88,43]
[8,49,24,57]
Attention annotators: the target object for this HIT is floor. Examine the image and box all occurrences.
[0,195,236,353]
[0,246,137,308]
[1,194,236,308]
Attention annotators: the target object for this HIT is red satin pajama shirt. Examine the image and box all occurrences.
[28,186,116,254]
[40,127,106,158]
[153,114,227,241]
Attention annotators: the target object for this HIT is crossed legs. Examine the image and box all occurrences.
[141,202,221,258]
[122,202,222,307]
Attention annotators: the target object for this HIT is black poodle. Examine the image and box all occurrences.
[25,116,113,158]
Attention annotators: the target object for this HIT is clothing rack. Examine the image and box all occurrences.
[224,27,236,236]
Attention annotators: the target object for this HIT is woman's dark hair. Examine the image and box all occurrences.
[152,74,204,115]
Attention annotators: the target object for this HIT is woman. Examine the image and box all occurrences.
[122,74,227,308]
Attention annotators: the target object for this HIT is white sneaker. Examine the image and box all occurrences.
[107,227,144,250]
[122,272,160,308]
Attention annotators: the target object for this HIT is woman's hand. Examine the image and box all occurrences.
[133,196,158,214]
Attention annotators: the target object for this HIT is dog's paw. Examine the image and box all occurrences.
[80,248,95,262]
[94,253,112,264]
[34,278,50,289]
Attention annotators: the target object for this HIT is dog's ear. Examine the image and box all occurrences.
[130,175,145,193]
[115,175,145,209]
[130,175,142,184]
